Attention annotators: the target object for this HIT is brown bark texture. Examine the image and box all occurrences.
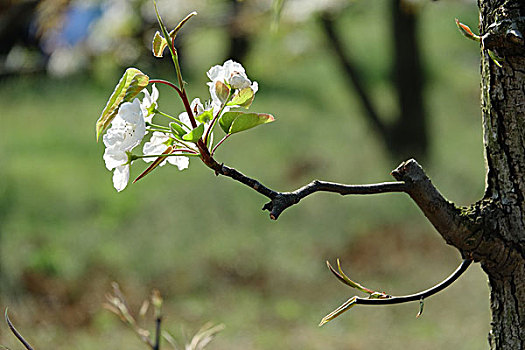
[477,1,525,349]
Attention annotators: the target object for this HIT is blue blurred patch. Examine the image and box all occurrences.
[59,4,102,46]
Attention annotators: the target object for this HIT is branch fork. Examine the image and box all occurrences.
[199,155,482,323]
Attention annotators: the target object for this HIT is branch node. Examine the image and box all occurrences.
[391,158,426,183]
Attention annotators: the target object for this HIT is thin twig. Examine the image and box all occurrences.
[153,316,162,350]
[353,258,472,305]
[5,309,34,350]
[211,134,231,155]
[320,259,473,325]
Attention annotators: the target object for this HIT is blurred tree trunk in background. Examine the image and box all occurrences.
[0,0,41,79]
[0,1,38,55]
[226,0,251,63]
[321,0,427,161]
[390,0,426,160]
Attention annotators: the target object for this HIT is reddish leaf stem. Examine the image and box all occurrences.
[150,79,182,96]
[211,134,231,156]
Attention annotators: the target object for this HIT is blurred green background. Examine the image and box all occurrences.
[1,0,490,349]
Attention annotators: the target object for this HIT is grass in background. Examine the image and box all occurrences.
[0,1,489,349]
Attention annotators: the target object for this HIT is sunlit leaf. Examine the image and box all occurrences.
[171,11,197,38]
[219,111,242,133]
[154,1,176,58]
[488,49,504,67]
[182,123,204,142]
[96,68,149,141]
[152,31,168,57]
[228,87,254,108]
[151,12,197,58]
[219,112,274,134]
[229,113,274,134]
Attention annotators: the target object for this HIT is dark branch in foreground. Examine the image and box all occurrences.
[205,156,473,256]
[203,155,478,324]
[201,154,478,315]
[215,163,278,200]
[320,258,473,325]
[202,151,409,220]
[262,180,407,220]
[5,309,34,350]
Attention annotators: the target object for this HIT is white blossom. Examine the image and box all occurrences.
[142,132,189,171]
[102,98,146,192]
[140,84,159,123]
[206,60,258,106]
[178,98,212,127]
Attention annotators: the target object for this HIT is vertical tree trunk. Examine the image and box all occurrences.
[390,0,427,159]
[320,0,428,161]
[226,0,250,63]
[478,1,525,349]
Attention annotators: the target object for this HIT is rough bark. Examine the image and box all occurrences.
[477,1,525,348]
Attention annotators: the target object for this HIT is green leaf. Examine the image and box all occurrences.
[219,111,243,133]
[170,122,186,138]
[182,123,204,142]
[196,110,213,123]
[152,31,168,58]
[151,12,197,58]
[171,11,197,38]
[154,1,176,59]
[229,113,274,134]
[219,112,274,134]
[96,68,149,141]
[488,49,504,68]
[228,87,255,108]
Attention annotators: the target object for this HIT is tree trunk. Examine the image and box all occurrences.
[320,0,428,161]
[478,1,525,348]
[390,0,427,159]
[226,0,250,63]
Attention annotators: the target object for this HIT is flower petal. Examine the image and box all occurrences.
[112,165,130,192]
[143,132,170,166]
[103,147,128,170]
[167,154,189,170]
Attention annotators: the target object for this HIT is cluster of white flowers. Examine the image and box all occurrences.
[207,60,258,106]
[101,60,258,192]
